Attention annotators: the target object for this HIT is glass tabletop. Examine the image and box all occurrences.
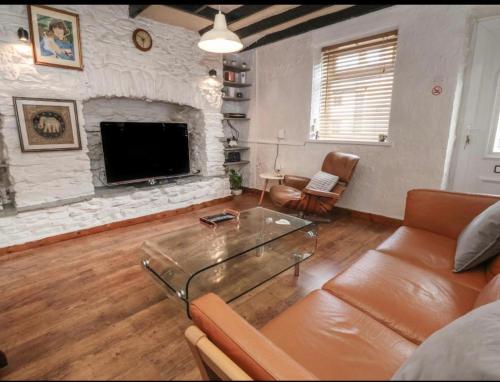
[140,207,317,309]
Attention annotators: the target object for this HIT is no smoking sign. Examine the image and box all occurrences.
[432,85,442,96]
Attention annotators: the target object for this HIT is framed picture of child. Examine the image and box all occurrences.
[27,5,83,70]
[13,97,82,152]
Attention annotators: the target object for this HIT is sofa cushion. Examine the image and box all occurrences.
[487,255,500,280]
[260,290,416,381]
[322,250,479,344]
[454,201,500,272]
[376,226,487,291]
[392,301,500,380]
[474,275,500,309]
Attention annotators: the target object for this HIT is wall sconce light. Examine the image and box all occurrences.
[208,69,217,78]
[18,27,29,42]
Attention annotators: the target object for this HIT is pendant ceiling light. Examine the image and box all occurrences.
[198,7,243,54]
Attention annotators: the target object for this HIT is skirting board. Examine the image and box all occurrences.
[0,195,233,256]
[244,186,403,227]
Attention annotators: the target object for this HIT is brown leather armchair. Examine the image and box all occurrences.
[269,152,360,217]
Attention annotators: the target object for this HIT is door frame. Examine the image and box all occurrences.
[448,14,500,192]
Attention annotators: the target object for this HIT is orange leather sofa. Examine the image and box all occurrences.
[187,189,500,380]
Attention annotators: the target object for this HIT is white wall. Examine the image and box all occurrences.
[245,5,500,219]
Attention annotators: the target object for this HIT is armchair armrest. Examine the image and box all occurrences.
[303,188,340,199]
[404,189,500,239]
[189,293,317,381]
[284,175,310,190]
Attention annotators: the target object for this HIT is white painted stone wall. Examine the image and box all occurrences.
[0,176,229,247]
[0,4,231,247]
[244,4,500,219]
[0,4,226,210]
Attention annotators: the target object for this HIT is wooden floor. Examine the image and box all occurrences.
[0,193,396,380]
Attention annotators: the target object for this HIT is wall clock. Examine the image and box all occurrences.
[132,28,152,51]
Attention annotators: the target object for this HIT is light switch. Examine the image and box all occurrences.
[278,129,285,139]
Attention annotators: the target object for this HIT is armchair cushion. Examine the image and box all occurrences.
[306,171,339,193]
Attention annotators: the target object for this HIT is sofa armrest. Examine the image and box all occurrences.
[404,189,500,239]
[284,175,310,190]
[189,293,317,381]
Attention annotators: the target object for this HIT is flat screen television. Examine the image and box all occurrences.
[100,122,190,185]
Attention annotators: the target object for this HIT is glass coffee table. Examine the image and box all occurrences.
[140,207,318,316]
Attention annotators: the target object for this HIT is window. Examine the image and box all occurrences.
[312,31,398,143]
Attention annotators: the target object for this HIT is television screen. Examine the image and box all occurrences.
[100,122,190,184]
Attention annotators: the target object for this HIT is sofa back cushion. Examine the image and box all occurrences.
[404,190,500,240]
[454,201,500,272]
[474,275,500,309]
[392,300,500,380]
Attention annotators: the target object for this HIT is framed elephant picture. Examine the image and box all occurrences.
[13,97,82,152]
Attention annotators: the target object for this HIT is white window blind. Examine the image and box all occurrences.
[315,30,398,143]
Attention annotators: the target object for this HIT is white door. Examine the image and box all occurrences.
[452,17,500,194]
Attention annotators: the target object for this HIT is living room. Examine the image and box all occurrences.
[0,3,499,381]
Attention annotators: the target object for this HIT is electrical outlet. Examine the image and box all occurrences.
[278,129,285,140]
[494,165,500,174]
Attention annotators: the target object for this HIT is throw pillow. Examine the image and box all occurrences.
[392,300,500,380]
[454,201,500,272]
[306,171,339,192]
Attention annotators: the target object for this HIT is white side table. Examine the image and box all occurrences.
[259,172,284,205]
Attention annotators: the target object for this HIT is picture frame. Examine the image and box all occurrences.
[13,97,82,152]
[27,5,83,70]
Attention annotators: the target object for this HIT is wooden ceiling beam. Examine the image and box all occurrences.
[235,5,332,39]
[167,4,218,21]
[199,5,274,35]
[243,5,393,51]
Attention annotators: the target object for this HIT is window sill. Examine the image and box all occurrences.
[306,139,392,147]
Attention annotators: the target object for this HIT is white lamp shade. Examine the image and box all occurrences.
[198,12,243,53]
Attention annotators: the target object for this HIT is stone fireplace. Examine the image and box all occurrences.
[0,4,230,248]
[83,97,207,187]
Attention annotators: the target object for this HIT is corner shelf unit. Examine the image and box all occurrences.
[223,81,252,88]
[222,57,252,171]
[222,97,250,102]
[223,64,250,73]
[224,146,250,152]
[223,160,250,167]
